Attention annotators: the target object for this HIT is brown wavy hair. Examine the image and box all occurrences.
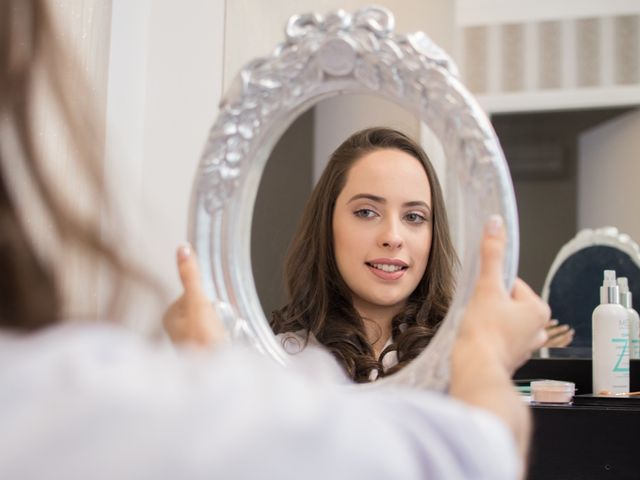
[0,0,154,331]
[271,127,457,382]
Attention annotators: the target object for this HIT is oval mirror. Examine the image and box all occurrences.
[189,6,518,390]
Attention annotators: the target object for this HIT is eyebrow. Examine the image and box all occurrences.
[347,193,432,211]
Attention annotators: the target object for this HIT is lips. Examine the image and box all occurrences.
[365,258,408,281]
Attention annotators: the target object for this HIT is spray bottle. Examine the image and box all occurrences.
[618,277,640,360]
[592,270,629,394]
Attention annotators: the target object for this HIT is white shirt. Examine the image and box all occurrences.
[0,322,520,480]
[277,330,399,381]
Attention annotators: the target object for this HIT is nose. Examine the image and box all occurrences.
[378,218,403,249]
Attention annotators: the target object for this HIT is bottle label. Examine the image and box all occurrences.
[592,307,630,393]
[612,338,630,373]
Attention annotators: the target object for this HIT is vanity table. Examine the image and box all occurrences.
[516,359,640,480]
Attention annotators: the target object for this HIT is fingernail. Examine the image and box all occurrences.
[486,214,504,237]
[550,319,559,326]
[177,243,192,262]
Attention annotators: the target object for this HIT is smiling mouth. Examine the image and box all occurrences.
[365,262,408,273]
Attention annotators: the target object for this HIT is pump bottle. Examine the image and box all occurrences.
[618,277,640,360]
[592,270,629,394]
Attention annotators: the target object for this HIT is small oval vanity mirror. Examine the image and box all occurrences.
[540,227,640,358]
[189,6,518,390]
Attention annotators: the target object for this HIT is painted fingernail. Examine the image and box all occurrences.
[486,214,504,236]
[177,243,192,262]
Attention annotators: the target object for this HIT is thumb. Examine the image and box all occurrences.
[177,243,204,297]
[477,214,507,287]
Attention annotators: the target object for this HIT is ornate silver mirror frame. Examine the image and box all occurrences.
[189,6,518,390]
[542,226,640,303]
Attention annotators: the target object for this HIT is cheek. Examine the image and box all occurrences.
[334,224,360,267]
[333,213,364,257]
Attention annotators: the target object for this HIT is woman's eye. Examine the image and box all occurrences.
[405,212,427,224]
[354,208,378,219]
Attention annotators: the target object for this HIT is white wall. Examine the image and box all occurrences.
[106,0,225,330]
[578,109,640,242]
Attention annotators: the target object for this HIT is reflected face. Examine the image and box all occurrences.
[332,148,433,317]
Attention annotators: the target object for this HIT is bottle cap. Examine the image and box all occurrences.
[600,270,620,304]
[618,277,633,309]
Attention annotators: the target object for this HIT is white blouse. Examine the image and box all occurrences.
[277,330,399,381]
[0,322,520,480]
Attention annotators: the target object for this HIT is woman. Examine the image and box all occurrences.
[0,1,549,478]
[271,127,456,382]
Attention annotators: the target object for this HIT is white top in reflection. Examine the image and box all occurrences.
[278,330,399,382]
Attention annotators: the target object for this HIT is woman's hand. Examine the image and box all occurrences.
[450,216,550,469]
[455,216,550,374]
[541,319,574,348]
[162,244,225,348]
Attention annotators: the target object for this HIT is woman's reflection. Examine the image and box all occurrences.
[270,127,457,382]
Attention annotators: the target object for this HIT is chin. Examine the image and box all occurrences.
[368,294,409,308]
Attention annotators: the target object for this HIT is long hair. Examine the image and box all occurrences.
[0,0,152,330]
[271,127,457,382]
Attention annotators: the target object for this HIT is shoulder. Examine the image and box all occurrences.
[0,323,519,479]
[345,388,521,479]
[0,323,336,476]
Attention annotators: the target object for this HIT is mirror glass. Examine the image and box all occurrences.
[251,94,460,381]
[251,93,453,317]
